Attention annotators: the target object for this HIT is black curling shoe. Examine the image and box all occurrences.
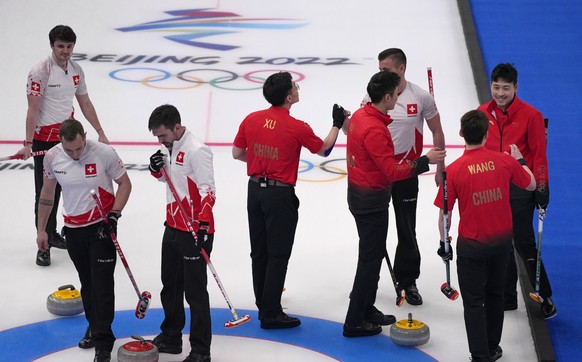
[260,311,301,329]
[79,326,94,349]
[343,321,382,337]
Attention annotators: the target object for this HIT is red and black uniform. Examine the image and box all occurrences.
[434,146,532,360]
[150,128,216,355]
[233,106,323,318]
[345,104,429,326]
[478,97,552,304]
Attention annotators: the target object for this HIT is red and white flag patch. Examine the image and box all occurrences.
[407,104,418,115]
[176,151,185,165]
[85,163,97,176]
[30,81,41,95]
[73,75,80,86]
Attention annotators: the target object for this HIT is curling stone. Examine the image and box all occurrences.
[389,313,430,346]
[46,284,84,316]
[118,335,158,362]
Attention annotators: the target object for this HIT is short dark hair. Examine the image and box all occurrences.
[263,72,293,106]
[460,110,489,145]
[367,71,401,103]
[148,104,182,131]
[59,119,85,141]
[49,25,76,45]
[490,63,518,85]
[378,48,407,67]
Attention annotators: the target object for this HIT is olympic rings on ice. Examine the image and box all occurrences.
[109,67,306,91]
[298,158,347,183]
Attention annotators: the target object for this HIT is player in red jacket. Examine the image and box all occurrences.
[477,63,556,319]
[233,72,346,330]
[344,70,445,337]
[435,109,536,362]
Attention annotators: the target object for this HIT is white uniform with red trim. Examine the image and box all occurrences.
[361,81,438,162]
[43,140,126,227]
[152,128,216,233]
[27,56,88,142]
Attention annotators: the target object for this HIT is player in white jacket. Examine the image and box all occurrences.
[147,104,216,362]
[36,119,131,362]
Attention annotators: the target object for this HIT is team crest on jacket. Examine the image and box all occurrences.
[85,163,97,177]
[407,104,418,115]
[175,151,185,165]
[73,75,80,86]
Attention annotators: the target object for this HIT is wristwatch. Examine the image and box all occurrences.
[517,158,527,166]
[23,140,33,146]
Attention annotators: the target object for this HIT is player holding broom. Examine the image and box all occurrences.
[147,104,216,362]
[19,25,110,267]
[434,110,535,362]
[478,63,556,319]
[36,119,131,362]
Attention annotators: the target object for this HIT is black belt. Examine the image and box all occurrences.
[250,176,293,187]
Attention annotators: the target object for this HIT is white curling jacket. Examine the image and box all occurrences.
[151,128,216,233]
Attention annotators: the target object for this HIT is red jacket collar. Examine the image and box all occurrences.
[485,96,524,119]
[363,103,393,126]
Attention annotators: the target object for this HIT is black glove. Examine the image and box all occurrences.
[98,211,119,239]
[437,240,453,262]
[534,183,549,210]
[104,211,120,235]
[332,104,346,129]
[197,221,210,246]
[149,150,164,173]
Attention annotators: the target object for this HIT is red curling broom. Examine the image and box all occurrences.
[91,190,151,319]
[160,167,251,328]
[441,172,459,301]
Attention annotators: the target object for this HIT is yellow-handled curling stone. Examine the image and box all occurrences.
[46,284,83,316]
[389,313,430,346]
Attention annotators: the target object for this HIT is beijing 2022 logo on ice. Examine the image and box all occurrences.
[71,6,359,91]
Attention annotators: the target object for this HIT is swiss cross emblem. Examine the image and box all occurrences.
[85,163,97,176]
[176,151,185,165]
[407,104,418,115]
[31,81,41,94]
[73,75,80,86]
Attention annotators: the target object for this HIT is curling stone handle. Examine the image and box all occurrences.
[58,284,76,291]
[131,335,146,344]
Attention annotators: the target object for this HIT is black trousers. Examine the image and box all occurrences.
[247,180,299,318]
[65,223,116,352]
[392,176,421,289]
[345,208,388,326]
[458,251,509,359]
[505,186,552,302]
[33,140,61,236]
[159,226,213,354]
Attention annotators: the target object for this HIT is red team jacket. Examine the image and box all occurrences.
[478,96,548,188]
[233,106,324,186]
[346,104,429,213]
[434,147,532,257]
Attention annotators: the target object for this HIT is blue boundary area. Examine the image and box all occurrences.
[0,308,436,361]
[470,0,582,359]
